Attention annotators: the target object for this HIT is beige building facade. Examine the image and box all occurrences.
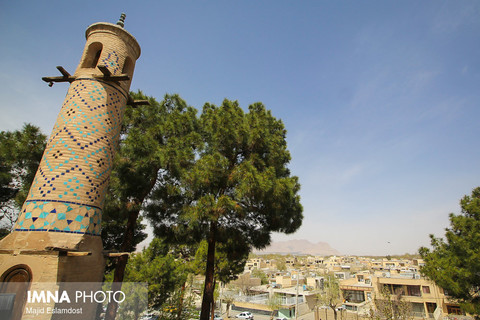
[340,273,469,319]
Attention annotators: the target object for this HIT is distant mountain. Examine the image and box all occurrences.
[255,239,341,256]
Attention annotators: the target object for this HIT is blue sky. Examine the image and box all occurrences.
[1,1,479,255]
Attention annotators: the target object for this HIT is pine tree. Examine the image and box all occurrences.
[146,99,303,320]
[105,91,199,320]
[0,124,46,230]
[419,187,480,318]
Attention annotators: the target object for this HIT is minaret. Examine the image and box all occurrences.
[0,14,141,319]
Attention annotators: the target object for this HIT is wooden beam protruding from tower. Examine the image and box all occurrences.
[42,66,75,86]
[96,65,130,82]
[42,65,132,87]
[127,94,150,107]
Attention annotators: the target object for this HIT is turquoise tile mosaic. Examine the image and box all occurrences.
[14,69,127,235]
[15,200,101,235]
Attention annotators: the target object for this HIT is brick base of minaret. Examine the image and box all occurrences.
[0,232,104,319]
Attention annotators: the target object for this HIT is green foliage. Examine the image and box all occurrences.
[145,99,303,320]
[419,187,480,317]
[109,238,190,310]
[317,275,342,320]
[251,269,269,285]
[101,91,205,320]
[267,293,282,320]
[102,91,198,259]
[108,91,199,203]
[158,287,196,320]
[101,281,149,320]
[101,211,146,255]
[0,124,46,228]
[147,98,303,258]
[103,91,200,320]
[221,290,235,318]
[276,259,287,272]
[369,285,412,320]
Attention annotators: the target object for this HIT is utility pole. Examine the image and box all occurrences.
[295,269,299,320]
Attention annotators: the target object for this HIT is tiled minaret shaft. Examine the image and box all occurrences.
[15,22,140,236]
[0,16,141,320]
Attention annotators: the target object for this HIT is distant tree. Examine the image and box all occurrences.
[369,285,412,320]
[146,99,303,320]
[106,238,193,318]
[235,272,256,295]
[0,124,46,230]
[221,290,235,318]
[317,275,342,320]
[251,269,269,285]
[276,259,287,272]
[267,293,282,320]
[419,187,480,318]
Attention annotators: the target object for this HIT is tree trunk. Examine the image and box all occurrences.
[200,222,217,320]
[210,279,217,320]
[333,309,337,320]
[176,281,187,319]
[105,206,140,320]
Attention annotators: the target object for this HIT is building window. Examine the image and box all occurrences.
[422,286,430,294]
[447,305,463,315]
[426,302,436,314]
[407,285,421,297]
[343,290,365,303]
[392,284,404,295]
[412,302,425,317]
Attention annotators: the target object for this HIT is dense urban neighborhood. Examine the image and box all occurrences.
[193,254,471,320]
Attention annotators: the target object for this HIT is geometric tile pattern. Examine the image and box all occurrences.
[26,78,126,208]
[101,51,121,76]
[15,200,101,235]
[14,48,129,235]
